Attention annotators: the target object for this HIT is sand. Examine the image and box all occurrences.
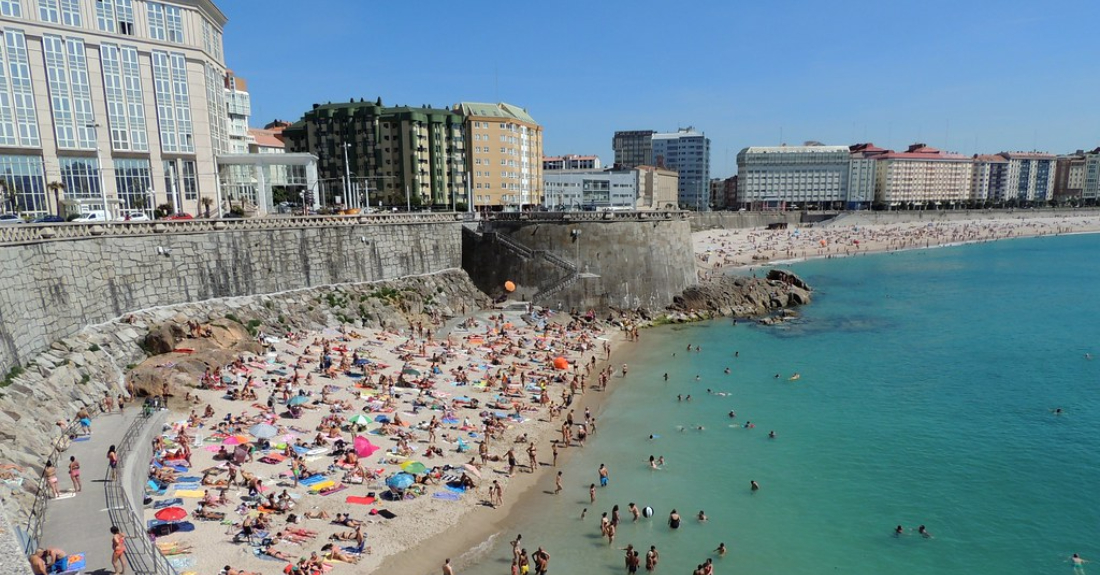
[144,306,631,575]
[693,212,1100,274]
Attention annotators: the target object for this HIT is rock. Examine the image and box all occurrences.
[143,322,180,355]
[668,271,812,320]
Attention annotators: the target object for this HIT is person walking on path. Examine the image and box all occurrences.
[106,445,118,481]
[110,525,127,575]
[68,456,81,493]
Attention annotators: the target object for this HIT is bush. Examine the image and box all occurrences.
[225,313,241,324]
[88,343,100,352]
[1,365,24,387]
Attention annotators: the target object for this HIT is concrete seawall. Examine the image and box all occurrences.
[0,214,463,378]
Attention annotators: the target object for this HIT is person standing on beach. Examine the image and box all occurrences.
[527,442,538,471]
[533,547,550,575]
[598,463,609,486]
[554,471,562,494]
[551,443,559,466]
[589,483,596,503]
[506,448,517,477]
[442,558,454,575]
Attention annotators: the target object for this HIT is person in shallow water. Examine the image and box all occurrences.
[668,509,681,529]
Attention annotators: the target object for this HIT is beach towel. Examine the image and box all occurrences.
[444,484,466,494]
[175,476,202,483]
[167,556,197,570]
[173,489,204,498]
[153,497,183,509]
[309,480,336,492]
[72,436,90,442]
[56,552,85,575]
[344,495,375,505]
[376,509,397,519]
[432,491,460,501]
[319,484,347,496]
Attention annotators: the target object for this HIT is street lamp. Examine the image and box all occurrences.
[86,123,110,218]
[340,142,352,207]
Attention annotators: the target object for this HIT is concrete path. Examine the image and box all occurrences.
[40,407,143,575]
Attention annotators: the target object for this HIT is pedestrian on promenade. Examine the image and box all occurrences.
[44,460,60,498]
[106,445,118,481]
[68,456,81,493]
[110,525,127,575]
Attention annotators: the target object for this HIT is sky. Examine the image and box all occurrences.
[221,0,1100,178]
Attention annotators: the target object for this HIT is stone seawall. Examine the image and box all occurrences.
[689,211,803,232]
[0,215,462,378]
[463,213,696,313]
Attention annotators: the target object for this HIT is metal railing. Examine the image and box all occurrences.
[105,410,178,575]
[485,210,685,223]
[21,418,82,556]
[0,212,464,246]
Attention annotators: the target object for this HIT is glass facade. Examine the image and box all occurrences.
[100,43,148,151]
[151,50,193,153]
[59,156,100,199]
[0,28,40,147]
[42,35,95,150]
[113,158,151,213]
[0,154,46,215]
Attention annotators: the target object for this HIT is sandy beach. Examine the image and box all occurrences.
[693,212,1100,273]
[143,305,633,575]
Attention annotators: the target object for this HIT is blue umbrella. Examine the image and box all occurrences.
[287,396,310,407]
[385,473,415,490]
[374,415,390,423]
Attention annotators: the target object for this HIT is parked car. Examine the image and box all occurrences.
[30,215,65,223]
[0,213,24,224]
[161,212,194,220]
[72,211,111,223]
[117,210,150,222]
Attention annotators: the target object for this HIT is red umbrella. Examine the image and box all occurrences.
[354,435,379,457]
[154,506,187,522]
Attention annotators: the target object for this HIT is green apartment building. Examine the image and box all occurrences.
[283,99,467,208]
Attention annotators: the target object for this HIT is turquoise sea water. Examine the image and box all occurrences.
[460,234,1100,575]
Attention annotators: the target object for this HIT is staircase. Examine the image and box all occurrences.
[465,227,579,304]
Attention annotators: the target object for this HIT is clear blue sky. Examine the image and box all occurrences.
[221,0,1100,177]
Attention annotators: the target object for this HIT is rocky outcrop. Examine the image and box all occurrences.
[0,270,490,525]
[667,270,812,320]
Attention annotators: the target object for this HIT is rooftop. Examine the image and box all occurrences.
[248,128,284,149]
[741,145,850,154]
[453,102,538,125]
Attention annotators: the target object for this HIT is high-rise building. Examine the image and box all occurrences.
[612,130,655,169]
[543,154,600,171]
[652,128,710,210]
[735,144,850,210]
[970,155,1009,202]
[283,99,467,208]
[1000,152,1056,203]
[1054,151,1088,201]
[454,102,542,210]
[0,0,230,218]
[1082,149,1100,201]
[874,144,972,207]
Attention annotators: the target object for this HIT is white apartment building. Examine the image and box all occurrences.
[652,127,709,210]
[542,169,637,210]
[0,0,228,218]
[874,144,973,206]
[736,145,850,209]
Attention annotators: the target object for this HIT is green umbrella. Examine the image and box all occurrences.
[400,460,428,475]
[348,414,371,426]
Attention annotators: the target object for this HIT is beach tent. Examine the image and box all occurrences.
[354,436,380,457]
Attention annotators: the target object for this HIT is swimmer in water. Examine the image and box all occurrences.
[750,480,759,491]
[894,525,904,537]
[744,421,754,428]
[663,373,669,381]
[728,411,736,418]
[649,456,658,469]
[1072,553,1088,566]
[774,374,780,379]
[697,510,707,522]
[724,367,730,374]
[789,373,801,381]
[768,430,776,439]
[714,543,726,556]
[657,456,665,467]
[917,525,932,538]
[1052,408,1064,415]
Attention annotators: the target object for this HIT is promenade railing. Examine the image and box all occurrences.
[21,419,81,556]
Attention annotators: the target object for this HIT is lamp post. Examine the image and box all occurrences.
[340,142,352,208]
[86,123,109,218]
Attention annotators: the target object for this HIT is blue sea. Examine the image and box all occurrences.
[460,234,1100,575]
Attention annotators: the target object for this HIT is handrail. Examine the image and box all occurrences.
[21,418,82,556]
[105,410,178,575]
[0,212,464,247]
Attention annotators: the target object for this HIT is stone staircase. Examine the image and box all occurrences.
[464,226,579,304]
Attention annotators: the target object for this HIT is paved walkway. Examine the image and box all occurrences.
[40,407,142,575]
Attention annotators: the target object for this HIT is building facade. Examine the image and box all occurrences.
[0,0,229,218]
[874,144,973,206]
[1000,152,1055,202]
[1054,151,1088,201]
[652,128,710,210]
[542,169,637,210]
[543,154,600,171]
[735,145,850,210]
[454,102,542,210]
[970,154,1008,202]
[709,176,736,209]
[282,99,467,209]
[612,130,654,169]
[636,165,678,210]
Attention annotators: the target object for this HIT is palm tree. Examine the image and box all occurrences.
[47,181,65,217]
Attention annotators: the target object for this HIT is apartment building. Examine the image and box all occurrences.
[736,145,850,209]
[998,152,1056,203]
[970,154,1009,202]
[612,130,655,169]
[455,102,542,210]
[0,0,229,217]
[637,165,678,210]
[652,128,710,210]
[542,169,637,210]
[543,154,600,171]
[874,144,973,206]
[283,99,467,208]
[1054,151,1088,201]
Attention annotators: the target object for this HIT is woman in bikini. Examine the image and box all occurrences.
[68,456,81,493]
[110,526,127,574]
[44,460,61,498]
[106,445,119,481]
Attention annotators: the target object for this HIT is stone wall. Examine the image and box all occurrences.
[0,215,462,378]
[689,211,803,232]
[464,213,696,312]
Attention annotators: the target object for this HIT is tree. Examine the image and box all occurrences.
[155,203,174,219]
[47,181,65,217]
[200,196,214,219]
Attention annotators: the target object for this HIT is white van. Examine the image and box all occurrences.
[72,210,111,223]
[117,210,150,222]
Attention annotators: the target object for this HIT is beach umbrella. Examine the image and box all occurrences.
[287,396,310,407]
[347,414,371,426]
[402,367,421,376]
[353,436,379,457]
[374,415,390,423]
[248,423,278,440]
[400,461,428,475]
[154,506,187,522]
[552,357,569,370]
[504,280,516,292]
[462,463,482,479]
[385,473,415,490]
[222,436,240,445]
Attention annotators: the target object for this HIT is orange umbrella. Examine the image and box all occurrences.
[504,281,516,292]
[553,357,569,370]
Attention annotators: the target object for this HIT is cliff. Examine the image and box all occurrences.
[667,269,812,320]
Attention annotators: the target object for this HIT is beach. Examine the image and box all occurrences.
[143,305,634,575]
[693,212,1100,272]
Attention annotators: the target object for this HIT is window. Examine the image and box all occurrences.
[113,157,151,212]
[96,0,132,34]
[37,0,58,22]
[100,43,147,151]
[146,2,165,40]
[42,36,96,150]
[0,154,46,215]
[59,0,78,25]
[59,156,100,199]
[0,0,22,18]
[151,51,192,153]
[0,29,41,147]
[164,4,183,42]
